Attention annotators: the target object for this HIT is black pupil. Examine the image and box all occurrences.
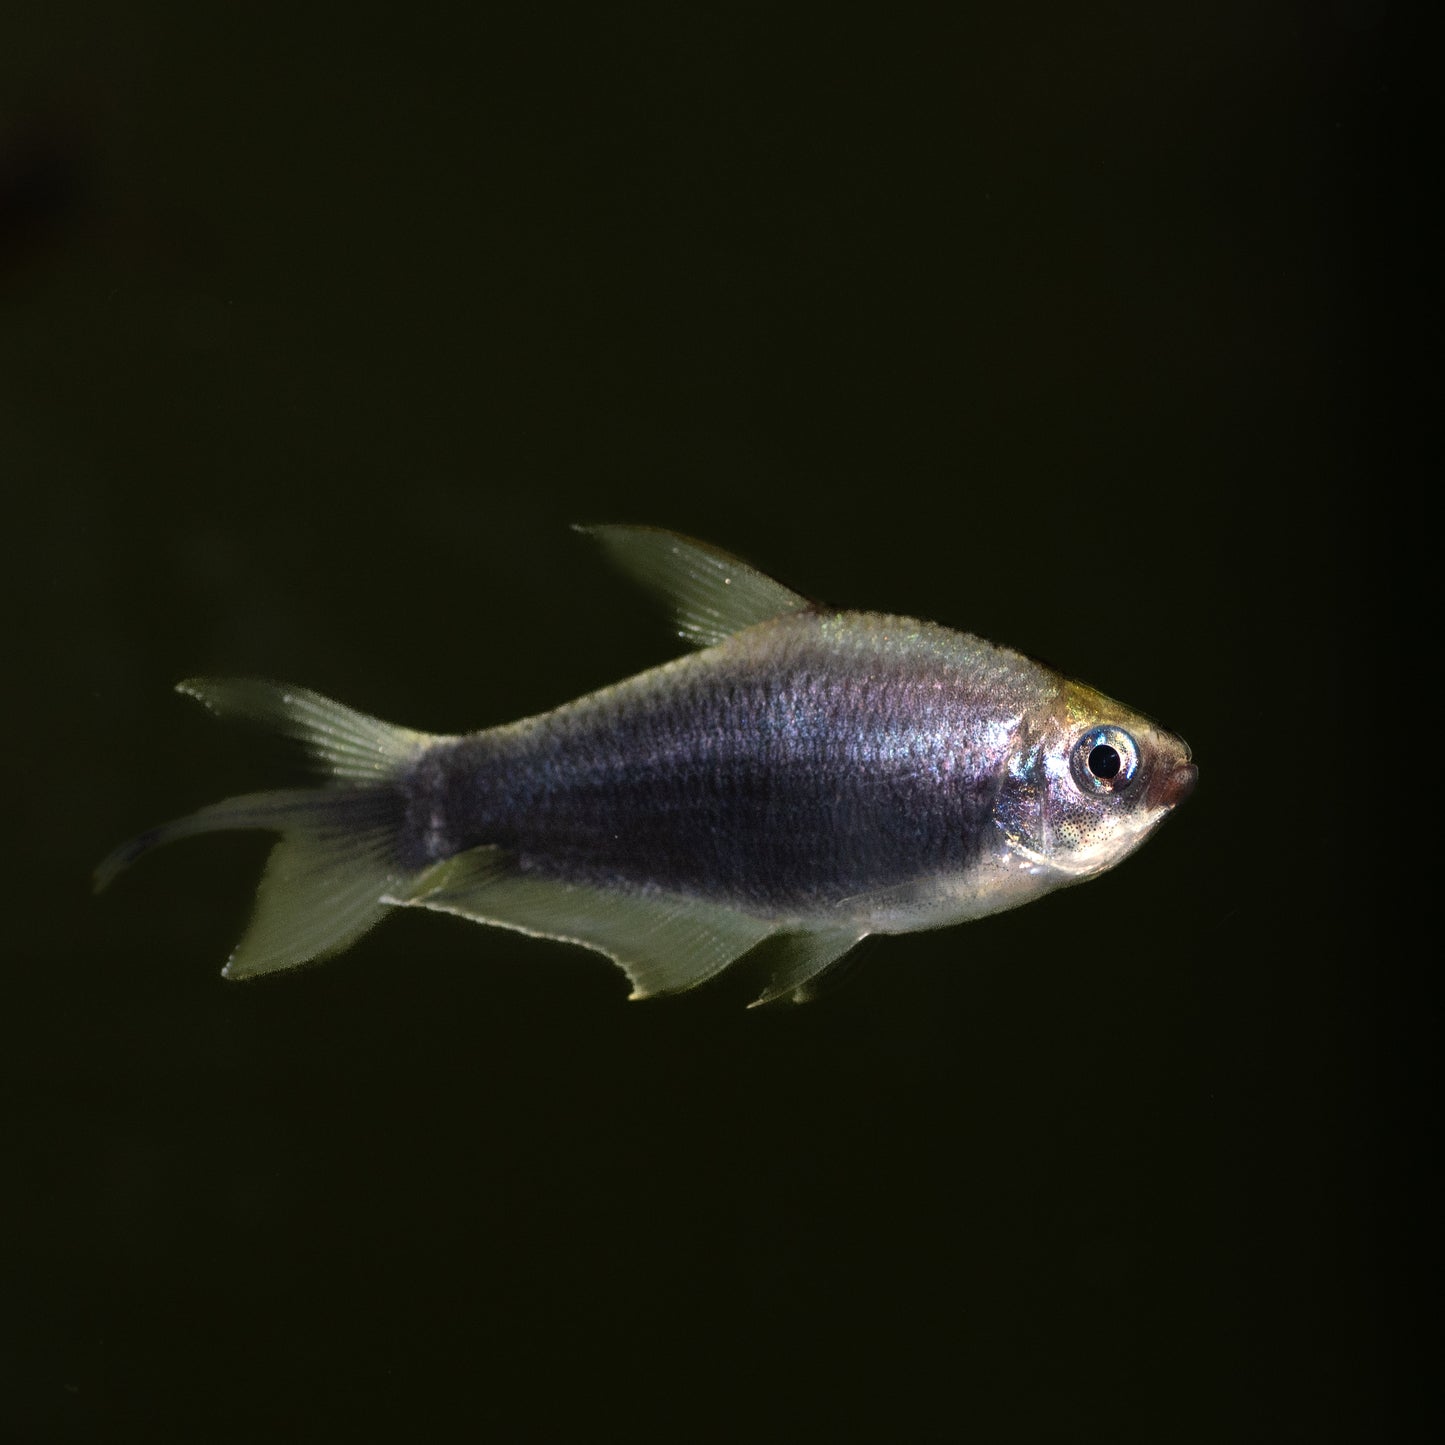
[1088,744,1122,780]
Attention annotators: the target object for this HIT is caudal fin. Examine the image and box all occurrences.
[95,679,439,979]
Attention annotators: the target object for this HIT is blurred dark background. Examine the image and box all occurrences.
[4,3,1425,1440]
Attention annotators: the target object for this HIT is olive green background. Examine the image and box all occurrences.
[3,4,1419,1440]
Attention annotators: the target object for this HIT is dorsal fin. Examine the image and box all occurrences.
[577,524,811,647]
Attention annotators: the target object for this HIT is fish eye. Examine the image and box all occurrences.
[1070,727,1139,796]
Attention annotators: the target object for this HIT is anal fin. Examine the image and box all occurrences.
[389,846,776,999]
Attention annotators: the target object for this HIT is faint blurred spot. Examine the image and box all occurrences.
[0,114,95,277]
[1333,0,1388,29]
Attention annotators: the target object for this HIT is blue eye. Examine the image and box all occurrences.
[1071,727,1139,795]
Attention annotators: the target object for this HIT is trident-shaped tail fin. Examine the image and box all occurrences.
[95,680,438,978]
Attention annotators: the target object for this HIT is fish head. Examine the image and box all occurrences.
[995,678,1196,883]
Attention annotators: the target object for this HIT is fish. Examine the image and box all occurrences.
[95,525,1197,1005]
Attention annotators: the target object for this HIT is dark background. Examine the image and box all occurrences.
[3,4,1424,1440]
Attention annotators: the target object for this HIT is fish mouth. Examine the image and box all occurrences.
[1150,760,1198,809]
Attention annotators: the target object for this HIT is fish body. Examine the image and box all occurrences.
[97,527,1196,1004]
[427,614,1053,925]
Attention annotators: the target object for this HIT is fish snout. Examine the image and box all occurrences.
[1152,760,1198,809]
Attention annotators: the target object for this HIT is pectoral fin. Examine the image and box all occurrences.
[577,524,812,647]
[390,846,776,999]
